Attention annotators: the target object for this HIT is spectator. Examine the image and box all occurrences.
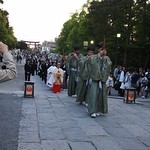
[139,73,148,98]
[24,59,32,81]
[0,42,17,83]
[106,73,114,95]
[131,68,140,88]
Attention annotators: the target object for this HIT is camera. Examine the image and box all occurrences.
[1,65,6,69]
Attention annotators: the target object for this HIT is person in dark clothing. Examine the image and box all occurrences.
[34,59,38,75]
[41,60,50,84]
[131,69,140,88]
[131,69,140,96]
[30,59,35,76]
[61,57,68,89]
[24,60,32,81]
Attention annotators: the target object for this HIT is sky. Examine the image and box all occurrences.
[2,0,87,43]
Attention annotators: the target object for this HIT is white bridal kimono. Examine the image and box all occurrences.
[46,65,57,87]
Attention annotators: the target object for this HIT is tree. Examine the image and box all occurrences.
[16,41,28,50]
[134,0,150,68]
[0,0,3,4]
[56,12,81,54]
[56,0,150,68]
[0,3,17,48]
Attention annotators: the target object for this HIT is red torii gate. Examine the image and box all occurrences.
[22,40,40,49]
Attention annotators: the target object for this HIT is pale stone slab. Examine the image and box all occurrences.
[41,140,70,150]
[69,141,96,150]
[18,143,42,150]
[18,131,40,143]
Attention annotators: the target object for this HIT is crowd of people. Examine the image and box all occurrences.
[23,52,67,90]
[21,44,150,118]
[2,40,147,119]
[113,65,150,99]
[21,43,112,118]
[1,41,150,118]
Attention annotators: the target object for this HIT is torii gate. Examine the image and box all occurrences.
[22,41,40,49]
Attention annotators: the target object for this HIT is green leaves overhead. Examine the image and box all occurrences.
[57,0,150,68]
[0,2,17,48]
[0,0,3,4]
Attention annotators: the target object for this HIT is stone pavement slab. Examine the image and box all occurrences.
[16,75,150,150]
[1,63,150,150]
[0,93,23,150]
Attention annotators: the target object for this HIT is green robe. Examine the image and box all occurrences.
[66,53,83,96]
[100,55,112,113]
[76,56,88,103]
[86,54,112,114]
[86,55,102,114]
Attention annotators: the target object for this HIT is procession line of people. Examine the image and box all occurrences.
[22,43,112,118]
[66,44,112,118]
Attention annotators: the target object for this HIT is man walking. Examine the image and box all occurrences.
[66,44,83,96]
[76,46,94,104]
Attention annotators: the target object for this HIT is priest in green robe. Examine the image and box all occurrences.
[76,46,94,104]
[86,45,112,118]
[86,52,102,118]
[66,45,83,96]
[98,47,112,114]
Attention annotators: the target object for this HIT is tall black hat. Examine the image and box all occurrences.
[97,42,103,49]
[73,44,80,50]
[87,46,95,52]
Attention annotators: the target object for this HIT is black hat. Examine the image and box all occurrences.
[97,42,103,49]
[87,46,95,52]
[73,44,80,50]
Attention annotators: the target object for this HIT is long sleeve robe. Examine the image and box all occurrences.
[66,53,83,96]
[76,56,88,103]
[0,51,17,83]
[86,54,112,114]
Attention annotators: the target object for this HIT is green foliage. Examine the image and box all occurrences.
[0,0,3,4]
[0,3,17,49]
[16,41,28,50]
[56,0,150,68]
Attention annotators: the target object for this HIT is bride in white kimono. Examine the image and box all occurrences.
[46,62,57,88]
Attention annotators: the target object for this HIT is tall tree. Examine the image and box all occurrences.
[134,0,150,68]
[56,0,150,68]
[0,2,17,48]
[57,12,81,54]
[0,0,3,4]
